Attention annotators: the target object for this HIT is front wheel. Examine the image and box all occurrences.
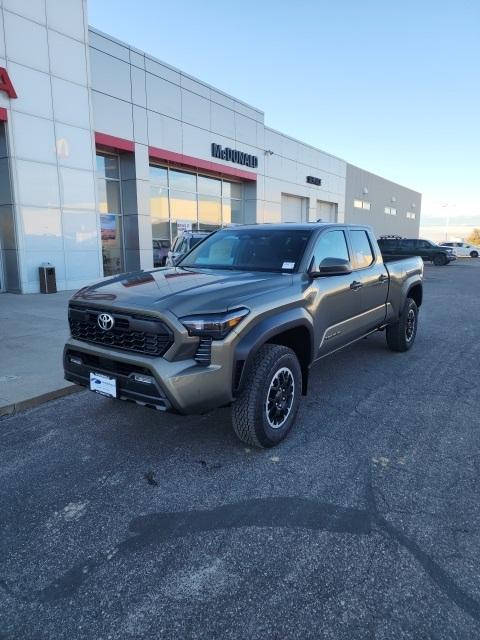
[386,298,418,352]
[433,253,447,266]
[232,344,302,448]
[470,251,479,258]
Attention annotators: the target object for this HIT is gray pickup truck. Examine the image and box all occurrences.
[64,224,423,448]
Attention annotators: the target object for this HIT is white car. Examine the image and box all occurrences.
[441,242,479,258]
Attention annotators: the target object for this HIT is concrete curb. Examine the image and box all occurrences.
[0,384,84,418]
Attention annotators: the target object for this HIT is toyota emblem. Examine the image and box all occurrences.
[97,312,115,331]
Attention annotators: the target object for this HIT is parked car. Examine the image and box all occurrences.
[152,239,170,267]
[378,237,456,266]
[440,241,479,258]
[65,223,423,448]
[165,231,210,266]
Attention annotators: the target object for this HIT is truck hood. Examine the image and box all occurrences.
[71,267,292,317]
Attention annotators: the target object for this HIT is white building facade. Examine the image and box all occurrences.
[0,0,421,293]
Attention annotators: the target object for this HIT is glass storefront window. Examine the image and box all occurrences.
[150,185,169,220]
[97,152,124,276]
[96,154,119,179]
[97,179,121,214]
[100,214,124,276]
[169,169,196,192]
[198,176,221,197]
[169,190,197,221]
[150,165,168,187]
[198,195,221,232]
[148,164,245,256]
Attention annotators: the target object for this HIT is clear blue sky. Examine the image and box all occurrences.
[89,0,479,223]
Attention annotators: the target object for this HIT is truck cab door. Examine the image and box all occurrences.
[346,229,388,331]
[306,228,366,358]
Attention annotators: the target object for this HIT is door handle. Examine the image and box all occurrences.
[350,280,363,291]
[378,274,388,283]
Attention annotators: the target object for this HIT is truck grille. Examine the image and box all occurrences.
[68,305,173,357]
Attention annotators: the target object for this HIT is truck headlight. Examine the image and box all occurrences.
[180,308,249,340]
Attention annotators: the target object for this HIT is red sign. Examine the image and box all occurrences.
[0,68,17,99]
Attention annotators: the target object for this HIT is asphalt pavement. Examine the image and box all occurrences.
[1,260,479,640]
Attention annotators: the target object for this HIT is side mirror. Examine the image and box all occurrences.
[310,257,352,277]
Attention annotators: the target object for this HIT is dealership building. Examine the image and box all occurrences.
[0,0,421,293]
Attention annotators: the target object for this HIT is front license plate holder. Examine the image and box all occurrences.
[89,372,117,398]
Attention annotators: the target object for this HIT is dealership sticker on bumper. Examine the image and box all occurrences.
[89,372,117,398]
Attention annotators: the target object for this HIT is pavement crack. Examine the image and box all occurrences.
[30,486,480,624]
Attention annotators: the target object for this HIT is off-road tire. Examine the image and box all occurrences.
[232,344,302,448]
[433,253,447,266]
[386,297,418,352]
[470,250,479,258]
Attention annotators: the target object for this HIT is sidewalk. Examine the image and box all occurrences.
[0,291,81,417]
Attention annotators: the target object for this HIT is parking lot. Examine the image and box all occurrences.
[1,260,479,640]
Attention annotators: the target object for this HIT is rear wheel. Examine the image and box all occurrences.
[232,344,302,448]
[470,250,479,258]
[386,298,418,352]
[433,254,447,266]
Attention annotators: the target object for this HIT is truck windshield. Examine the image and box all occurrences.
[178,228,312,272]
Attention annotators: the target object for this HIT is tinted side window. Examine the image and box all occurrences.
[350,230,375,268]
[312,230,349,270]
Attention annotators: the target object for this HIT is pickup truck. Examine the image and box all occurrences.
[64,223,423,448]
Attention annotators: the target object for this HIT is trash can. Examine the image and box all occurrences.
[38,263,57,294]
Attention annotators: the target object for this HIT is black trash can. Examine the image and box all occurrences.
[39,263,57,294]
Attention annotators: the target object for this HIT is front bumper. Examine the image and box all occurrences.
[63,338,236,415]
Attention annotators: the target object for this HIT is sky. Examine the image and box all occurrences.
[88,0,480,225]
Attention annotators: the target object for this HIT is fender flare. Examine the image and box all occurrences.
[232,308,314,396]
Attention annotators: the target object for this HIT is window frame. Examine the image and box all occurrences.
[96,151,125,276]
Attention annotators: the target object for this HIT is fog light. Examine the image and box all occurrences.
[133,374,155,385]
[69,355,82,365]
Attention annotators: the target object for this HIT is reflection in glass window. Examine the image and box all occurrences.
[354,199,370,210]
[198,195,221,231]
[312,230,349,270]
[350,230,375,268]
[169,190,197,221]
[100,214,124,276]
[97,152,124,275]
[148,164,244,250]
[150,185,169,220]
[150,165,168,187]
[97,179,121,214]
[198,176,221,197]
[96,154,119,179]
[181,228,312,272]
[169,169,196,192]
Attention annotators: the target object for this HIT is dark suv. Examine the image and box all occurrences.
[378,237,456,266]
